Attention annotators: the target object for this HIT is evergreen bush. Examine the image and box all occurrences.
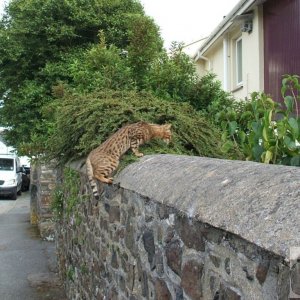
[47,89,226,165]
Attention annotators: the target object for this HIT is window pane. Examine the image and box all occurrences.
[236,39,243,84]
[0,159,14,170]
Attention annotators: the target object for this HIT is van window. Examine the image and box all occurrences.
[0,159,14,171]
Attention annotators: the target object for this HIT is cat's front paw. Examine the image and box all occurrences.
[107,177,113,184]
[136,153,144,157]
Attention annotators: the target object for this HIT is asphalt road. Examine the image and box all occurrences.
[0,192,66,300]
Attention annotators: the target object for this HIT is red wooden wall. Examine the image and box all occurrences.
[263,0,300,106]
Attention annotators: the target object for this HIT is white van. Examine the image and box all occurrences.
[0,154,22,200]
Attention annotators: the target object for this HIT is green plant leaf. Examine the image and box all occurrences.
[252,145,264,161]
[221,140,234,153]
[238,130,246,144]
[228,121,237,136]
[275,108,286,116]
[268,110,273,123]
[276,121,287,139]
[262,127,269,141]
[263,150,273,164]
[252,121,262,134]
[288,117,299,138]
[284,96,294,113]
[284,136,297,150]
[265,98,275,109]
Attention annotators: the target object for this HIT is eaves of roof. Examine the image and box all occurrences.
[194,0,265,59]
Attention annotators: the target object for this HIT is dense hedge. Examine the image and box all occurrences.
[48,89,226,165]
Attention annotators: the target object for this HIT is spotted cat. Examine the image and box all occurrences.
[86,121,171,198]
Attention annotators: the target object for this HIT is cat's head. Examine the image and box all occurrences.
[161,124,172,144]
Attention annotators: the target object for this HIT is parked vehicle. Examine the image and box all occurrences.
[21,166,30,191]
[0,154,22,200]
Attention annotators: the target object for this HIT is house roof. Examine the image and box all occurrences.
[194,0,266,60]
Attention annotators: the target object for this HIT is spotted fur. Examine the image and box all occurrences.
[86,121,171,199]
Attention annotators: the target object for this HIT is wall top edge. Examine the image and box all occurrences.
[116,154,300,259]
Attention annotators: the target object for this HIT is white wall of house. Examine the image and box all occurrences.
[195,5,264,100]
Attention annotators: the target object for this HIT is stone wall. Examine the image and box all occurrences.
[55,154,300,299]
[31,161,59,239]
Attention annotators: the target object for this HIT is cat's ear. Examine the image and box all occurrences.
[164,124,172,129]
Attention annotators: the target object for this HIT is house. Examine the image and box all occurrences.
[193,0,300,103]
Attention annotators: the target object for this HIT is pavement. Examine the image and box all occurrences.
[0,192,66,300]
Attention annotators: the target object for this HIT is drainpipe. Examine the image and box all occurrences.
[223,35,229,91]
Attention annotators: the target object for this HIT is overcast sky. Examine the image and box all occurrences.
[139,0,241,49]
[0,0,5,15]
[0,0,240,49]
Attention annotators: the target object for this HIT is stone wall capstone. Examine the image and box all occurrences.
[55,154,300,299]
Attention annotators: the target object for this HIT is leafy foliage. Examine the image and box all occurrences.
[4,0,298,171]
[42,36,135,93]
[0,0,233,158]
[0,81,51,154]
[127,14,163,88]
[47,89,225,165]
[199,74,235,112]
[0,0,143,89]
[144,47,234,112]
[144,43,198,101]
[0,0,158,153]
[51,167,81,219]
[219,75,300,166]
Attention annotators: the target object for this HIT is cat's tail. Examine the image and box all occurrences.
[86,158,100,200]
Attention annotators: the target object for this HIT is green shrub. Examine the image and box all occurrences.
[191,73,235,111]
[0,0,159,153]
[220,74,300,166]
[144,43,197,101]
[47,89,227,165]
[42,37,135,93]
[143,43,234,112]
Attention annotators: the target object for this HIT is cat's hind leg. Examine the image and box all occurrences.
[92,155,118,184]
[94,174,113,184]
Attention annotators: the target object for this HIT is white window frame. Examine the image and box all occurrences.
[235,37,243,86]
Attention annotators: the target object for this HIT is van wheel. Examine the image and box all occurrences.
[11,188,17,200]
[17,188,22,196]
